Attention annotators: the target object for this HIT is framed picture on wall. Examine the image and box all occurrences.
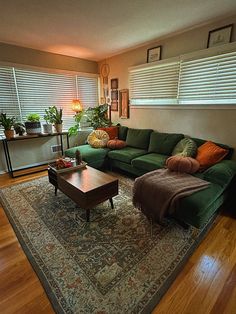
[207,24,233,48]
[111,101,118,111]
[119,89,129,119]
[111,78,118,89]
[147,46,162,63]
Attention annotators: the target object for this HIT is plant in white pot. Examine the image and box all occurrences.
[43,109,54,134]
[45,106,63,133]
[25,113,41,134]
[0,113,16,139]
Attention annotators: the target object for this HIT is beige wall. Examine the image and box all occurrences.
[99,15,236,159]
[0,44,98,173]
[0,42,98,73]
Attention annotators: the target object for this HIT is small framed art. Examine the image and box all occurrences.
[119,89,129,119]
[207,24,233,48]
[147,46,162,63]
[111,78,118,89]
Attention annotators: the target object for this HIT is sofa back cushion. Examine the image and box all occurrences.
[148,131,184,155]
[118,125,128,141]
[126,128,153,150]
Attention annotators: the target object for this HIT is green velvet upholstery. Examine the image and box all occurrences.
[175,183,226,228]
[148,132,184,155]
[131,153,168,171]
[64,127,236,229]
[108,147,147,164]
[118,125,128,141]
[65,144,110,168]
[126,128,153,150]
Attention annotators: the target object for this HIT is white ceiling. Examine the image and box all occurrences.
[0,0,236,61]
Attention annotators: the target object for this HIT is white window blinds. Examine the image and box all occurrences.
[0,67,20,118]
[77,76,99,109]
[15,69,77,129]
[0,66,98,134]
[129,43,236,106]
[178,51,236,104]
[129,60,180,105]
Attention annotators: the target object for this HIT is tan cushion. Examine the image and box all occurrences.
[87,130,109,148]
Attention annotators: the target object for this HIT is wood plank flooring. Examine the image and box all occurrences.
[0,171,236,314]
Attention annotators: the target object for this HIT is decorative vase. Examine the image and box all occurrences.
[43,124,53,134]
[25,121,41,134]
[54,124,63,133]
[4,129,14,140]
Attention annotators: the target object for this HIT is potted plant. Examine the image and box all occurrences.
[44,106,63,133]
[25,113,41,134]
[68,110,84,136]
[43,109,54,134]
[14,122,25,136]
[0,113,16,139]
[86,103,111,129]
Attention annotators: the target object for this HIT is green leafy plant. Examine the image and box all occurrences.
[44,106,63,124]
[86,104,111,129]
[68,111,84,136]
[26,113,40,122]
[0,113,16,130]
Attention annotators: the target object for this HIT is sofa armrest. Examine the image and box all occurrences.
[203,160,236,188]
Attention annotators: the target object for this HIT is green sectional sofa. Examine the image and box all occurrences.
[65,126,236,228]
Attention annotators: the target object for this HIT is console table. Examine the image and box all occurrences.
[1,132,69,178]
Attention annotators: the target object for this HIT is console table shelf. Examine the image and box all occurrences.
[1,132,69,178]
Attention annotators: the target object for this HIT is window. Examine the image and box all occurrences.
[0,66,98,134]
[129,58,180,105]
[129,42,236,107]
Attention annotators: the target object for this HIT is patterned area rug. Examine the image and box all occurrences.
[0,173,213,314]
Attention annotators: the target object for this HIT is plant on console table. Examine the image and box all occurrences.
[25,113,41,134]
[45,106,63,133]
[0,113,16,139]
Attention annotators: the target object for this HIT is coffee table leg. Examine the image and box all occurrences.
[86,209,90,222]
[55,187,58,196]
[109,198,114,209]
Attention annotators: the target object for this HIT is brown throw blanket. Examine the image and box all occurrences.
[133,169,210,223]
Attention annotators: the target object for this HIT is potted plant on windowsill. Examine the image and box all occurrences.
[43,109,54,134]
[25,113,41,134]
[86,103,111,129]
[0,113,16,139]
[45,106,63,133]
[14,122,25,136]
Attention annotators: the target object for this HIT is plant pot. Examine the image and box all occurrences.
[4,129,14,140]
[25,121,41,134]
[54,124,63,133]
[43,123,53,134]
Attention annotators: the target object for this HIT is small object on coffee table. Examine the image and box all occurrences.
[76,149,82,165]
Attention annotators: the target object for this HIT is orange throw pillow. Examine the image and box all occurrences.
[196,141,228,170]
[97,127,118,140]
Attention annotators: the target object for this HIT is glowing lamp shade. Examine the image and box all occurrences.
[72,99,83,112]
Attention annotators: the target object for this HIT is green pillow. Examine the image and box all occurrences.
[148,132,184,155]
[126,128,153,150]
[172,138,197,157]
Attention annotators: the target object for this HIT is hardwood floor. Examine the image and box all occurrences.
[0,171,236,314]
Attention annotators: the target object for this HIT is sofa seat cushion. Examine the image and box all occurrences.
[148,131,184,155]
[108,147,147,164]
[132,153,169,171]
[126,128,153,150]
[65,144,110,164]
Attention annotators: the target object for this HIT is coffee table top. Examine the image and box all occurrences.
[58,165,118,193]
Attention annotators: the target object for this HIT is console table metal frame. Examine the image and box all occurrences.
[1,132,69,178]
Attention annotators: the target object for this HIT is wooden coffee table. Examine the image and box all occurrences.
[48,165,118,222]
